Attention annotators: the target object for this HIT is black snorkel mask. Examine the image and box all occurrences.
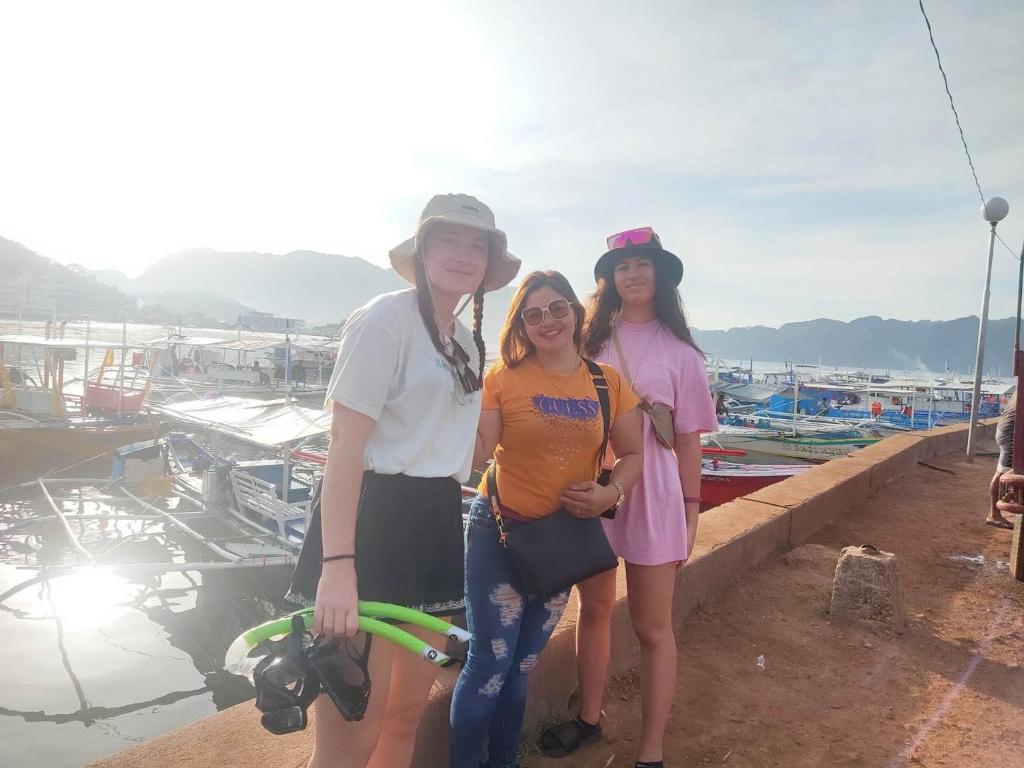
[252,615,372,734]
[229,603,468,736]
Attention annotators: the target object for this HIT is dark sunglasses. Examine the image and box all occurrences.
[521,298,572,327]
[449,337,481,393]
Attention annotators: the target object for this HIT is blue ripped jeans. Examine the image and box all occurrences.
[449,497,570,768]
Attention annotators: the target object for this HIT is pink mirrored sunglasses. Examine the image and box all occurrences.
[605,227,662,251]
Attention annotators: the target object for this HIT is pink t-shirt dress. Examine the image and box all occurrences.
[597,318,719,565]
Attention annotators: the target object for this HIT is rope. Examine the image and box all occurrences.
[995,231,1021,262]
[916,0,984,206]
[917,1,1021,262]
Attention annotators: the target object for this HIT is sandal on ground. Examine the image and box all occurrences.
[985,517,1014,530]
[537,717,603,757]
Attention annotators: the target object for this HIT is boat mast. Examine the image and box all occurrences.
[83,320,91,402]
[56,321,66,417]
[792,374,799,437]
[117,320,128,417]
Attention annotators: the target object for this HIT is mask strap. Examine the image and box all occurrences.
[453,293,473,321]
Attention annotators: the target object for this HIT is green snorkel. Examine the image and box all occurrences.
[225,601,471,675]
[225,602,470,734]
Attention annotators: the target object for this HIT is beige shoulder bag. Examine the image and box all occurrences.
[612,328,676,450]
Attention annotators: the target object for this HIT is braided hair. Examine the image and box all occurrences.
[471,286,486,381]
[413,248,487,383]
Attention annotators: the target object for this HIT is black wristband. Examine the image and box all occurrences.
[321,554,356,564]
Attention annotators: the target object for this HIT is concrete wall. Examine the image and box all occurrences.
[88,419,996,768]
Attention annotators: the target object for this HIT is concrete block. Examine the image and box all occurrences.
[829,545,905,636]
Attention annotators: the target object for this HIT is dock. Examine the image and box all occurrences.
[88,420,1024,768]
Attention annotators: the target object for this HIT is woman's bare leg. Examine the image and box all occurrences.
[308,634,396,768]
[575,568,618,725]
[625,562,678,764]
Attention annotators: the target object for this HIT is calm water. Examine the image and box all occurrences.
[0,487,292,768]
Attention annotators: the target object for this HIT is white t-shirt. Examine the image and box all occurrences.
[324,289,481,483]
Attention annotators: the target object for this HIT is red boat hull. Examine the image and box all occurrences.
[701,472,790,509]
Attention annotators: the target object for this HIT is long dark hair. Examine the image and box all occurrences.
[413,244,486,384]
[499,270,585,368]
[582,256,703,359]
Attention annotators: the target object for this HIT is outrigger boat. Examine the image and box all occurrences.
[146,395,475,549]
[138,332,336,403]
[0,402,320,608]
[700,457,813,509]
[771,378,1013,429]
[0,331,162,486]
[703,422,881,462]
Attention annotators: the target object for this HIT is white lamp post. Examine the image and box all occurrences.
[966,196,1010,461]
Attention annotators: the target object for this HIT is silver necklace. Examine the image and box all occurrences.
[537,356,582,399]
[620,323,660,389]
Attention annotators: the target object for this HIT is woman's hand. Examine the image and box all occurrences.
[314,560,360,638]
[559,481,619,519]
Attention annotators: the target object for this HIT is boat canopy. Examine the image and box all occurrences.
[142,336,337,353]
[152,395,331,448]
[0,334,149,350]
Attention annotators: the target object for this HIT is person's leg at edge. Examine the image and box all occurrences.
[308,634,397,768]
[450,504,524,768]
[625,561,679,765]
[487,587,571,768]
[987,468,1012,525]
[575,568,618,726]
[366,622,446,768]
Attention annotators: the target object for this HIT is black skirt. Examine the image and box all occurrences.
[286,471,465,616]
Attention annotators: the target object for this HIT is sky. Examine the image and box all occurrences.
[1,0,1022,330]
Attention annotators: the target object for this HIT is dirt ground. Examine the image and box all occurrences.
[531,448,1024,768]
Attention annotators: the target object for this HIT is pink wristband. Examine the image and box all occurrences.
[684,496,702,504]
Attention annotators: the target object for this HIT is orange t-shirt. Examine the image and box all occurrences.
[478,358,639,519]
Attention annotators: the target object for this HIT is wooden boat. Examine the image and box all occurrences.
[0,413,160,486]
[0,331,164,486]
[703,423,881,462]
[700,457,812,509]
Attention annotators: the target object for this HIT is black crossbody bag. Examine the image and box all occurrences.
[484,359,619,596]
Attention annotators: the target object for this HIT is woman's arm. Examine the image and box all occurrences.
[675,430,702,558]
[473,409,502,471]
[560,406,644,518]
[315,401,376,638]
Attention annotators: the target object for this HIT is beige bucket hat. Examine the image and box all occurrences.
[388,193,521,292]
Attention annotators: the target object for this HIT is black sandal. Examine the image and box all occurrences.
[537,717,603,758]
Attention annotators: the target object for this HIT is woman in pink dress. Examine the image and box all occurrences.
[538,227,718,768]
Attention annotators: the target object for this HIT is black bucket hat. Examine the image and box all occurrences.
[594,227,683,287]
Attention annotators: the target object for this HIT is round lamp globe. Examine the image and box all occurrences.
[982,196,1009,223]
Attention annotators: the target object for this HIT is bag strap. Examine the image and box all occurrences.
[612,329,652,414]
[485,463,510,546]
[611,329,633,386]
[486,358,612,532]
[583,358,612,476]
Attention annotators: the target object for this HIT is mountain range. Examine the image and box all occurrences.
[96,248,407,325]
[2,236,1017,374]
[691,316,1018,376]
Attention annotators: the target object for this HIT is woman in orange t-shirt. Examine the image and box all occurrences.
[449,270,643,768]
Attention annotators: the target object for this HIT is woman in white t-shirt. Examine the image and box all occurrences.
[287,194,520,768]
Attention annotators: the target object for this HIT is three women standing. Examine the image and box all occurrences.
[449,270,643,768]
[540,228,718,768]
[286,194,519,768]
[288,210,715,768]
